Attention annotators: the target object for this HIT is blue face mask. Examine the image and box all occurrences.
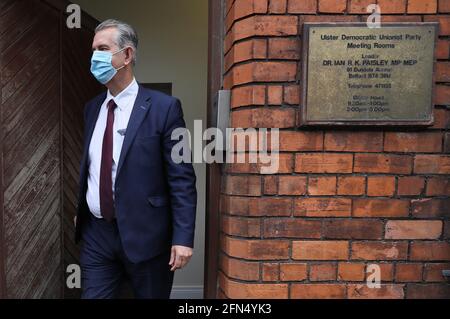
[90,47,127,84]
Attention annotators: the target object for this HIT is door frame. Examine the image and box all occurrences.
[204,0,224,299]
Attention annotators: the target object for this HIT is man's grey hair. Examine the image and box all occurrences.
[95,19,138,65]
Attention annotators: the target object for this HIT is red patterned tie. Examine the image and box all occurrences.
[100,99,117,221]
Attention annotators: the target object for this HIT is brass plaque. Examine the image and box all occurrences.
[301,23,438,126]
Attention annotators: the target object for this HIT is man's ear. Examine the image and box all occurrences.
[125,47,133,66]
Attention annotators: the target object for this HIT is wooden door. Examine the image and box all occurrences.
[0,0,101,298]
[0,0,61,298]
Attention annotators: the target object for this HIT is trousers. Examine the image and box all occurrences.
[79,214,174,299]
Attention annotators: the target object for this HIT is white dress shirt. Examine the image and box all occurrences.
[86,78,139,219]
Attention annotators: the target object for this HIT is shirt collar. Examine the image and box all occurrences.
[106,78,139,111]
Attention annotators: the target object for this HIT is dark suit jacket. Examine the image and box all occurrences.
[75,85,197,263]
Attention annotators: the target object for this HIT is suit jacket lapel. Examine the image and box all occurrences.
[116,85,152,179]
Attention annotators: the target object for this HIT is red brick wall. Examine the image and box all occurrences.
[219,0,450,299]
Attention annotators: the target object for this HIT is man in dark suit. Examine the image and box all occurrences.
[74,19,197,299]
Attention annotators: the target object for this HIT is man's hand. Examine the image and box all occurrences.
[169,245,193,271]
